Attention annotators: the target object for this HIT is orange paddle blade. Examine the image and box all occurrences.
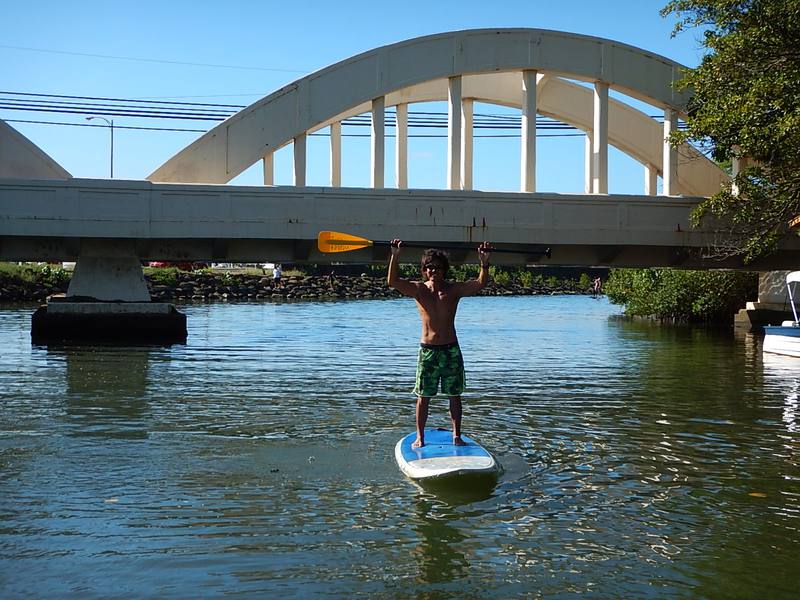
[317,231,374,253]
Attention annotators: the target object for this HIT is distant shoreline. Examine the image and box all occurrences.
[0,269,596,303]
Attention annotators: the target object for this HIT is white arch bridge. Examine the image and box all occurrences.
[3,28,800,301]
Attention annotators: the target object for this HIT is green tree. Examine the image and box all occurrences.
[661,0,800,261]
[605,268,757,323]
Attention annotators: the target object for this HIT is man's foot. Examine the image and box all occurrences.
[412,438,425,449]
[453,436,467,446]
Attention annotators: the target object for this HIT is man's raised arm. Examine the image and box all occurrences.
[387,239,418,298]
[455,241,492,297]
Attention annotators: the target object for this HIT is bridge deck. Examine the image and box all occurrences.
[2,178,798,269]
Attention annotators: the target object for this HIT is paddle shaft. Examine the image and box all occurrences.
[376,240,551,256]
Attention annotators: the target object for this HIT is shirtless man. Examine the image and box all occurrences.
[388,239,491,448]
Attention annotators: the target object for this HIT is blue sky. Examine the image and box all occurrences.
[1,0,707,193]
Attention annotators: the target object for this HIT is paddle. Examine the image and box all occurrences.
[317,231,551,258]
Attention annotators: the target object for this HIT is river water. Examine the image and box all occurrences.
[1,296,798,598]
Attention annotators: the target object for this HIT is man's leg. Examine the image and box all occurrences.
[413,396,430,448]
[449,396,466,446]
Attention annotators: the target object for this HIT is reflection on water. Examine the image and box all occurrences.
[1,297,799,598]
[59,346,152,438]
[412,496,469,585]
[762,352,800,433]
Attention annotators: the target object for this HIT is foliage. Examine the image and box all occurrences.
[661,0,800,261]
[604,268,757,323]
[489,266,511,286]
[147,267,180,287]
[519,270,534,288]
[579,273,591,290]
[398,264,418,279]
[39,264,71,287]
[450,264,480,282]
[0,262,31,281]
[287,262,591,293]
[0,262,71,286]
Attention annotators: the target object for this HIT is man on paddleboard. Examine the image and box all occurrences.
[388,239,491,449]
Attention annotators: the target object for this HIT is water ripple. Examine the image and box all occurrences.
[1,297,799,597]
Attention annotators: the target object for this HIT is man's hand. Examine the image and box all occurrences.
[478,241,491,267]
[390,239,402,257]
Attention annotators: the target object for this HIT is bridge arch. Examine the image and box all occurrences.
[148,28,726,196]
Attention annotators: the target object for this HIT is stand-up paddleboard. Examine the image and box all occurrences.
[395,428,498,480]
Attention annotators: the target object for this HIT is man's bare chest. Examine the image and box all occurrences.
[417,288,459,314]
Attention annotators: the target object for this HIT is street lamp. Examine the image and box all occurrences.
[86,116,114,178]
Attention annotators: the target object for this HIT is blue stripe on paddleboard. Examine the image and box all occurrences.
[400,428,490,463]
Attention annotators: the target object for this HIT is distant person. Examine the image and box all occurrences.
[387,239,491,449]
[273,264,282,283]
[592,276,602,298]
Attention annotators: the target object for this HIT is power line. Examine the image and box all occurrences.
[133,93,267,101]
[5,118,207,133]
[0,102,233,121]
[1,91,587,130]
[3,90,676,138]
[0,44,308,74]
[5,118,584,138]
[0,90,247,108]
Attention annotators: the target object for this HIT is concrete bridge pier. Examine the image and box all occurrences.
[734,271,794,332]
[31,240,186,344]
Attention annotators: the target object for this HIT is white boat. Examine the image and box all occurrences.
[763,271,800,357]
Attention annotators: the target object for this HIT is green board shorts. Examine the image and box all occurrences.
[413,342,466,397]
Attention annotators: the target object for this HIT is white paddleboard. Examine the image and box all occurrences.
[394,428,498,480]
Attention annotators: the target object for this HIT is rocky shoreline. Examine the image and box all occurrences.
[1,270,593,303]
[149,272,590,302]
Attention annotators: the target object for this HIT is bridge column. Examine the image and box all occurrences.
[67,247,150,302]
[447,76,462,190]
[461,98,473,190]
[592,82,609,194]
[521,69,537,193]
[663,109,678,196]
[395,103,408,189]
[330,122,342,187]
[371,97,385,188]
[584,132,593,194]
[644,164,658,196]
[293,133,307,186]
[31,240,186,344]
[262,152,274,186]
